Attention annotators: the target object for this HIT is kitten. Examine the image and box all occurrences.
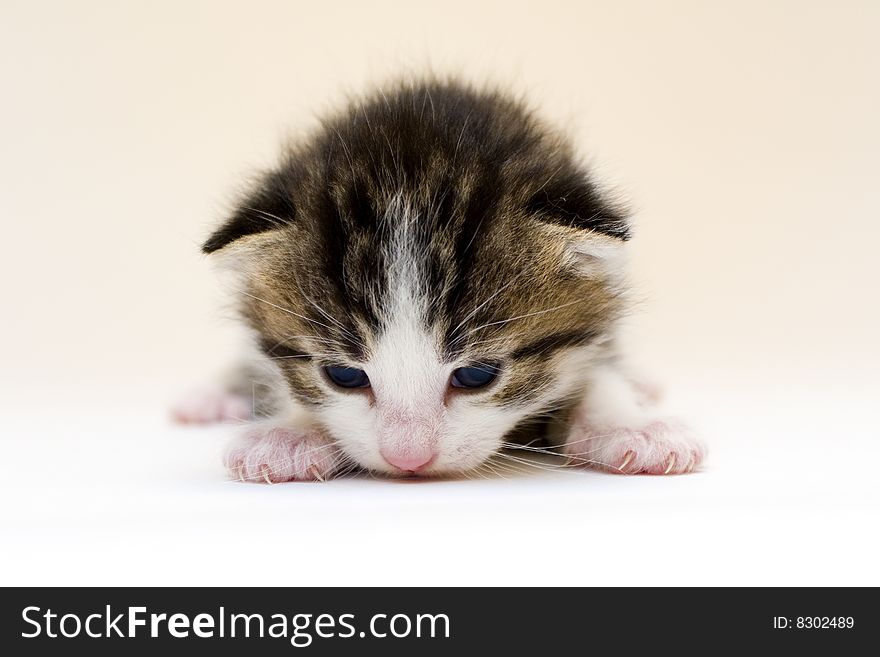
[173,79,705,481]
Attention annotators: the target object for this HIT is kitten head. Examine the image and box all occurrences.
[205,80,629,476]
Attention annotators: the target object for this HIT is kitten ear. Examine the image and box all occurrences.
[528,169,630,281]
[202,170,296,253]
[563,232,627,279]
[526,169,630,240]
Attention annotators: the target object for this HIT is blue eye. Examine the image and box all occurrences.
[450,364,500,389]
[324,365,370,389]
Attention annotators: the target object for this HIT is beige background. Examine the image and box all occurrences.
[1,1,878,585]
[2,0,878,405]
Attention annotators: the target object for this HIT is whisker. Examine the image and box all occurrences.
[278,333,346,347]
[233,288,339,334]
[462,299,584,338]
[295,283,368,351]
[240,206,291,229]
[447,269,531,342]
[496,450,619,473]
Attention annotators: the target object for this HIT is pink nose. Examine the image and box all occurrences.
[380,449,435,472]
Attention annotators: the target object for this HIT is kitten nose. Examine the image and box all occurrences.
[380,449,435,472]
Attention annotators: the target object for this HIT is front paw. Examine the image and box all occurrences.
[565,419,705,475]
[224,425,339,483]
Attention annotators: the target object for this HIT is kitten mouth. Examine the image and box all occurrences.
[388,462,436,479]
[389,468,458,482]
[393,472,433,481]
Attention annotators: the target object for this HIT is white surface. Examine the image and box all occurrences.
[3,382,877,586]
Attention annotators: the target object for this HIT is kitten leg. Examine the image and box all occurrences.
[224,411,341,483]
[564,364,705,475]
[171,386,253,424]
[171,358,286,425]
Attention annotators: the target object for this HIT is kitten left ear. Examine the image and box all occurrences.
[202,169,296,254]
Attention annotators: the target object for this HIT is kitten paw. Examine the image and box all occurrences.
[171,388,252,424]
[224,425,339,483]
[565,419,705,475]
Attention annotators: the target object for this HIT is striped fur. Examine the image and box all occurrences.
[204,79,637,476]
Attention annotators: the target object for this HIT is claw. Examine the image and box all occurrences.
[618,450,636,472]
[237,464,245,483]
[307,465,325,482]
[261,465,274,485]
[664,453,676,474]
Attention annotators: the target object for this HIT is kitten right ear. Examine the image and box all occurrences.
[202,170,296,253]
